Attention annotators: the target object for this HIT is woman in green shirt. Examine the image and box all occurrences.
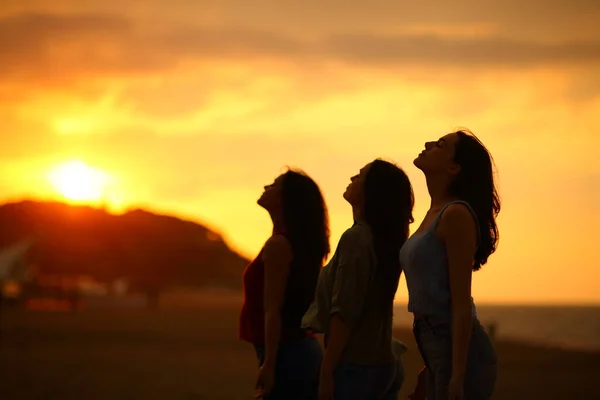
[302,159,414,399]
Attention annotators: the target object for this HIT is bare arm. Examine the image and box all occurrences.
[321,315,350,376]
[262,235,293,369]
[409,366,427,400]
[438,204,477,380]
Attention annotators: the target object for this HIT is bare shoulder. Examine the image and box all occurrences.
[438,203,477,241]
[265,234,291,248]
[440,203,476,227]
[263,234,293,262]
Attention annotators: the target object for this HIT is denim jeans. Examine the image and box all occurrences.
[333,356,404,400]
[255,336,322,400]
[413,316,497,400]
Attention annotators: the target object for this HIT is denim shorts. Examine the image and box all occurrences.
[255,336,322,400]
[413,316,497,400]
[333,356,404,400]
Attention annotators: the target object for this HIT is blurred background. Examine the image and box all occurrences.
[0,1,599,398]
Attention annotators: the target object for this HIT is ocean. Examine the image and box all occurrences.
[393,304,600,352]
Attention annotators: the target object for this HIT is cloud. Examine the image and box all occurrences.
[324,34,600,67]
[0,12,308,82]
[2,11,600,86]
[0,13,176,81]
[118,80,212,119]
[0,13,131,70]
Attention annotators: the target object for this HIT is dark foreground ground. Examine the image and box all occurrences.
[0,297,599,399]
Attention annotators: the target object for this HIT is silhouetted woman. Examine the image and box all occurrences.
[239,169,330,399]
[302,159,414,400]
[400,129,500,400]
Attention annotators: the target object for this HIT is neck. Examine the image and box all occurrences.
[352,205,363,223]
[425,174,456,209]
[269,210,285,234]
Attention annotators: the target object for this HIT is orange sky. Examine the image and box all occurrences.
[1,1,599,304]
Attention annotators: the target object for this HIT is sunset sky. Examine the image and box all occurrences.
[1,1,598,304]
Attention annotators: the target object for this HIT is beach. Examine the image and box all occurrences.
[0,296,598,399]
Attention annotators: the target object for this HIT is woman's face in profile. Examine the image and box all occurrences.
[343,163,371,207]
[414,132,460,175]
[258,174,284,211]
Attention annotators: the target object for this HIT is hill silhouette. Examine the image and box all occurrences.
[0,200,249,291]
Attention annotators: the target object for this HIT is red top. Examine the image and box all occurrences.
[239,247,316,344]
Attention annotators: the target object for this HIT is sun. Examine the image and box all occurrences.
[48,161,111,203]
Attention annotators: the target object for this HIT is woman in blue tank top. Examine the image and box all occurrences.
[401,129,500,400]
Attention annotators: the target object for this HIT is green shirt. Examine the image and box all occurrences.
[301,221,395,365]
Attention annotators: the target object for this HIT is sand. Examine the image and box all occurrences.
[0,299,598,399]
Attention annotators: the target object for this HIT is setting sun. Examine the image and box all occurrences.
[48,161,111,203]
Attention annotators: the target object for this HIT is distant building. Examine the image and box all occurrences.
[0,237,142,310]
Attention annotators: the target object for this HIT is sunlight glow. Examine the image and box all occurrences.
[53,117,96,135]
[48,161,111,203]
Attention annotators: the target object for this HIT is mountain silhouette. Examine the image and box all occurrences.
[0,200,249,291]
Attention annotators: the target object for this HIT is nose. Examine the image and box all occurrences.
[424,141,434,150]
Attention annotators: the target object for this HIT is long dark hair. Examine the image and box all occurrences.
[363,159,414,307]
[280,169,330,265]
[449,130,501,270]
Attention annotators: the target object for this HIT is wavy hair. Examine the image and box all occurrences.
[280,168,330,263]
[363,159,414,307]
[449,130,501,270]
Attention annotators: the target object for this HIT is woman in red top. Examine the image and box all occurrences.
[239,169,330,400]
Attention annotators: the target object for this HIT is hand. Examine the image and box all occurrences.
[408,367,427,400]
[447,375,464,400]
[254,364,275,399]
[318,371,334,400]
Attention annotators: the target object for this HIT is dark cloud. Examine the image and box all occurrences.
[158,27,305,58]
[0,13,169,78]
[0,13,309,83]
[0,13,129,66]
[324,34,600,67]
[1,11,600,84]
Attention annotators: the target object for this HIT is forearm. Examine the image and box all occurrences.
[321,315,351,375]
[263,311,282,368]
[409,366,427,399]
[451,307,473,378]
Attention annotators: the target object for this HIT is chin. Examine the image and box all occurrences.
[413,157,424,169]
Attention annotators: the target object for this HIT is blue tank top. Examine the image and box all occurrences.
[399,201,479,319]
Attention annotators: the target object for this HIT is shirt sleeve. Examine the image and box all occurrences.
[330,225,375,329]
